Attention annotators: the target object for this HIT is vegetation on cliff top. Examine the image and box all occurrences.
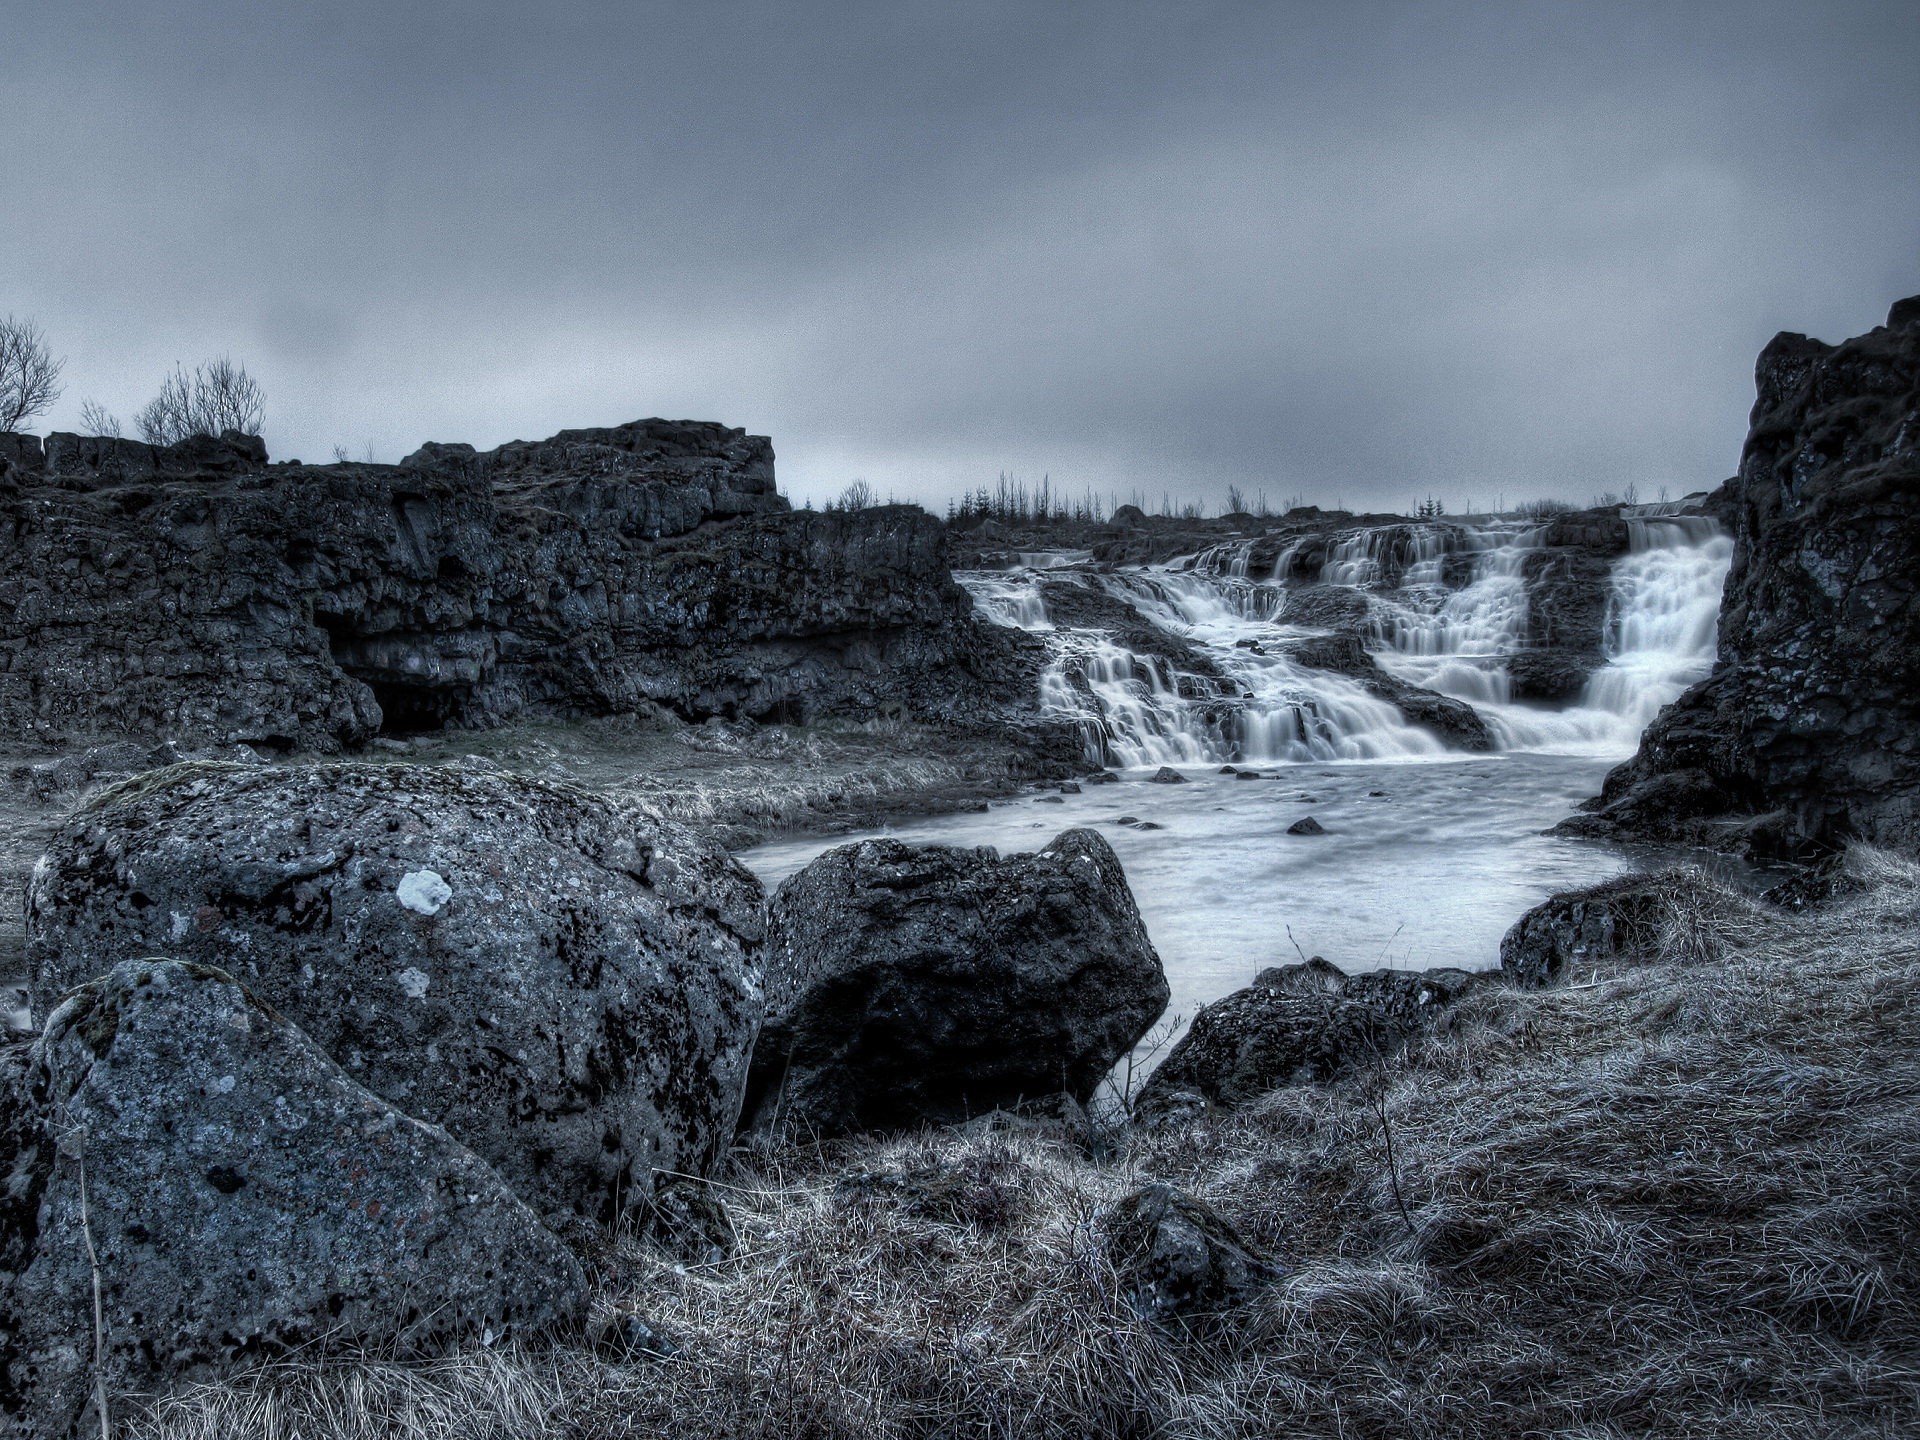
[131,851,1920,1440]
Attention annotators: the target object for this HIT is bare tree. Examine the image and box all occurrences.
[78,399,122,439]
[835,478,875,511]
[136,357,265,445]
[0,315,65,432]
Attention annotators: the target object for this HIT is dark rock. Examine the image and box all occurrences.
[1150,767,1188,784]
[1286,816,1326,835]
[591,1312,685,1363]
[1499,871,1719,987]
[0,419,1040,751]
[1058,781,1081,794]
[1134,820,1165,830]
[835,1148,1030,1230]
[27,761,764,1230]
[1101,1183,1279,1323]
[744,829,1168,1137]
[0,960,584,1438]
[1235,768,1263,779]
[1136,961,1480,1120]
[641,1177,736,1266]
[1219,765,1239,774]
[1564,299,1920,856]
[1135,990,1388,1116]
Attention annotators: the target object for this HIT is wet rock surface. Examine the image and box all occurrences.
[743,828,1168,1137]
[0,419,1041,751]
[0,960,584,1440]
[27,761,765,1229]
[1563,298,1920,856]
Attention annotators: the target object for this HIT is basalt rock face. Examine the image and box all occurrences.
[26,761,765,1231]
[743,829,1168,1137]
[1,960,584,1440]
[1562,299,1920,856]
[0,420,1030,750]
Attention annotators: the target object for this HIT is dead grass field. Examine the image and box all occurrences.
[132,850,1920,1440]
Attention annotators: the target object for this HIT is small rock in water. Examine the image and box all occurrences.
[1235,769,1263,780]
[1218,765,1239,775]
[1369,790,1388,798]
[1134,821,1165,831]
[1035,795,1065,804]
[1150,767,1188,784]
[396,868,453,915]
[1114,815,1140,826]
[1286,816,1326,836]
[1058,781,1082,794]
[1085,771,1120,785]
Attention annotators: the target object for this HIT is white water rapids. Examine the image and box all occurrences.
[743,513,1735,1016]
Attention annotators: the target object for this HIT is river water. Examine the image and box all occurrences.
[741,512,1736,1018]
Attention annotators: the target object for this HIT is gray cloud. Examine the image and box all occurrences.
[3,0,1915,512]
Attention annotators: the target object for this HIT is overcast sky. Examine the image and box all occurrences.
[4,2,1916,513]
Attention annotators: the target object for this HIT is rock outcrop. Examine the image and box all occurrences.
[27,761,764,1229]
[1562,298,1920,856]
[1,960,583,1439]
[1281,633,1494,749]
[0,419,1040,751]
[743,829,1168,1136]
[1499,870,1723,987]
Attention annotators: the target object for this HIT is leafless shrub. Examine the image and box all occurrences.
[834,478,876,511]
[78,399,124,439]
[0,314,64,432]
[135,357,264,445]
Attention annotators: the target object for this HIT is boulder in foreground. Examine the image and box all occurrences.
[0,960,583,1440]
[743,828,1168,1136]
[27,761,765,1230]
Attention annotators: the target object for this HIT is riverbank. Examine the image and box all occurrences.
[125,847,1920,1440]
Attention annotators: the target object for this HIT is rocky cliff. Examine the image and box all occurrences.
[1562,297,1920,857]
[0,420,1041,751]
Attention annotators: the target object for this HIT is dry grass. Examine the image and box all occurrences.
[132,850,1920,1439]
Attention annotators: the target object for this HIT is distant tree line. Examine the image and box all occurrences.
[0,313,266,446]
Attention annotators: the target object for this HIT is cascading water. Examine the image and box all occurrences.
[962,508,1733,768]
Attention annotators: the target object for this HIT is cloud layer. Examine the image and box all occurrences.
[4,1,1916,512]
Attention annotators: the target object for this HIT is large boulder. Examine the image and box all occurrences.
[1,960,584,1440]
[1562,297,1920,856]
[742,828,1168,1136]
[26,761,764,1230]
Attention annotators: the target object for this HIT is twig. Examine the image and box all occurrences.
[70,1133,111,1440]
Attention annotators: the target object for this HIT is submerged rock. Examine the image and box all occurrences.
[1286,815,1327,835]
[0,960,583,1439]
[27,762,765,1229]
[743,828,1168,1137]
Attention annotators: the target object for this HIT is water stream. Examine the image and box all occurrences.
[742,513,1735,1015]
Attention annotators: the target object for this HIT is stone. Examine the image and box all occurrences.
[27,761,765,1231]
[0,960,584,1439]
[1135,960,1480,1121]
[1563,298,1920,856]
[743,828,1168,1137]
[1286,815,1326,835]
[1101,1183,1278,1323]
[1499,870,1720,987]
[1150,767,1188,784]
[641,1177,736,1267]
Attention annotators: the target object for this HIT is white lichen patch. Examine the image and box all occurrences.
[394,966,432,1000]
[396,868,453,915]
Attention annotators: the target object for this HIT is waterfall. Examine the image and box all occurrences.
[962,510,1731,768]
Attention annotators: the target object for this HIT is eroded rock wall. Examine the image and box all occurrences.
[1563,298,1920,856]
[0,420,1032,750]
